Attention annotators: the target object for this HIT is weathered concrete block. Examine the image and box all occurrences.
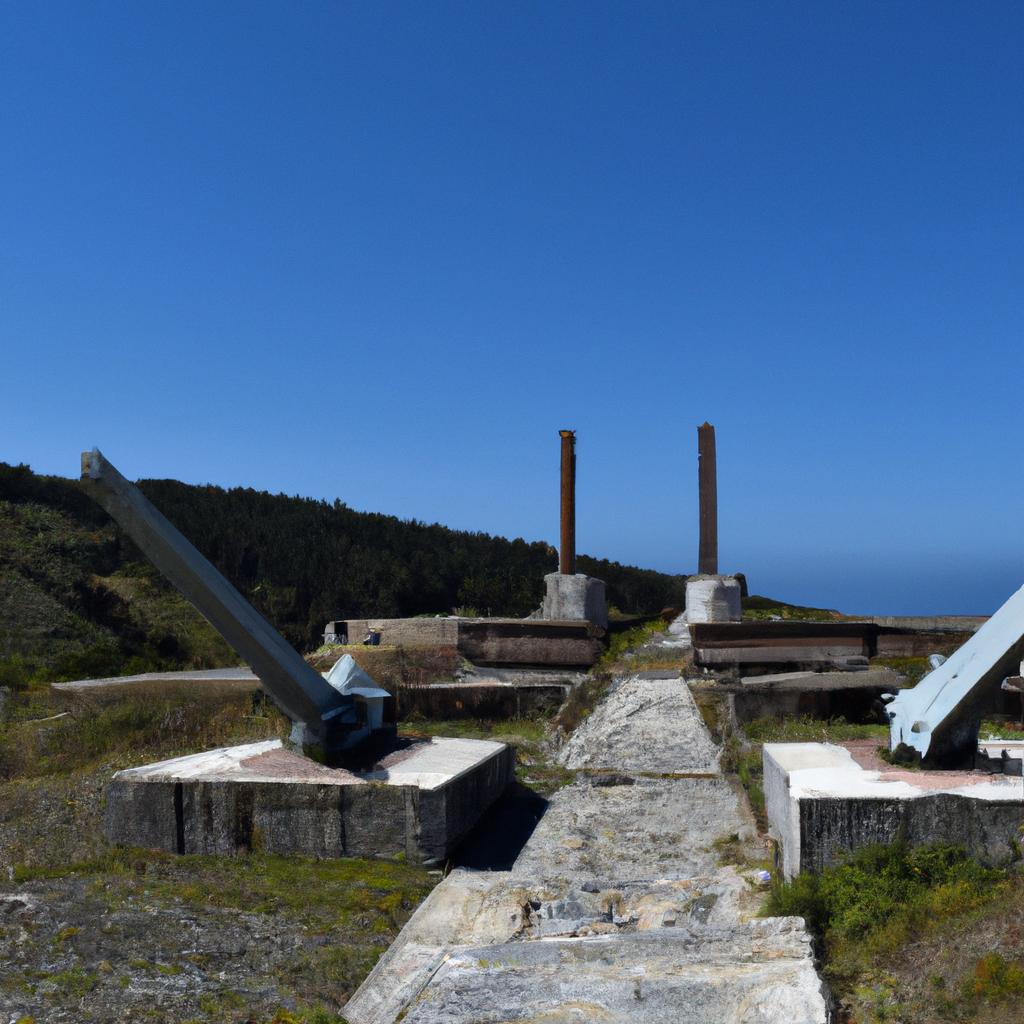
[105,737,513,864]
[341,783,411,859]
[540,572,608,628]
[251,782,347,858]
[685,575,742,623]
[764,741,1024,878]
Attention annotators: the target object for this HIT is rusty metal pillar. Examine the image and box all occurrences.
[559,429,576,575]
[697,422,718,575]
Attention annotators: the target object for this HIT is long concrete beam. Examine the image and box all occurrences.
[79,449,357,759]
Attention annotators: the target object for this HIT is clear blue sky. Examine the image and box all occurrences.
[2,2,1021,615]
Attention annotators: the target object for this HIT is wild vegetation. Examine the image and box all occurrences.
[0,461,685,683]
[742,594,842,622]
[764,842,1024,1023]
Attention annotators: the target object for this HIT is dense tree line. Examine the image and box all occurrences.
[1,462,686,651]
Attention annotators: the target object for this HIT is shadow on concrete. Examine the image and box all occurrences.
[450,782,548,870]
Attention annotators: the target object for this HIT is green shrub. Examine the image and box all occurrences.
[765,843,1003,946]
[964,951,1024,1002]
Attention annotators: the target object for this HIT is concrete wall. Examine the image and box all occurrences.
[733,686,887,725]
[797,792,1024,875]
[763,747,801,879]
[413,745,516,863]
[338,618,460,647]
[874,631,972,657]
[862,615,988,632]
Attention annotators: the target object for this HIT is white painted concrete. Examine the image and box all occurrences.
[362,738,507,790]
[113,740,288,782]
[685,576,741,623]
[764,742,1024,879]
[111,737,506,791]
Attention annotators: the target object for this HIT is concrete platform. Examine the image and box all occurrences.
[765,740,1024,878]
[105,737,514,865]
[52,667,259,696]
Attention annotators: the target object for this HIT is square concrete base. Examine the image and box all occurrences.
[685,575,742,624]
[765,741,1024,879]
[540,573,607,628]
[105,737,514,865]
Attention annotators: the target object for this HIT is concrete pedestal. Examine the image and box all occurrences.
[540,573,607,629]
[764,740,1024,879]
[685,576,742,624]
[105,737,514,865]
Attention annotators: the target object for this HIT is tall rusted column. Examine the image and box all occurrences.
[559,429,576,575]
[697,422,718,575]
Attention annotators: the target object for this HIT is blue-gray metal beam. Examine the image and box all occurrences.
[79,449,355,757]
[886,584,1024,766]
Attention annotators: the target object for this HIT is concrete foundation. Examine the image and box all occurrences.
[685,575,742,624]
[51,667,260,698]
[732,668,902,724]
[330,616,603,666]
[764,741,1024,879]
[105,737,514,865]
[540,572,608,628]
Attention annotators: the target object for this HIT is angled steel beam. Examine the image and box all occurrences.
[79,449,357,760]
[886,584,1024,767]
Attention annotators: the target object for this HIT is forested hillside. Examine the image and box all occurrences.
[0,462,685,682]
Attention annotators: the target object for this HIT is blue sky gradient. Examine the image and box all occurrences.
[2,2,1021,614]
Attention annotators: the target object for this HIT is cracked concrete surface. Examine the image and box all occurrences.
[345,672,829,1024]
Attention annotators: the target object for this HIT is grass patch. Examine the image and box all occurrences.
[742,716,888,744]
[981,719,1024,740]
[306,644,461,690]
[0,688,289,780]
[16,846,434,936]
[399,716,547,746]
[742,595,840,622]
[553,671,613,736]
[871,656,931,686]
[599,620,669,670]
[690,688,729,743]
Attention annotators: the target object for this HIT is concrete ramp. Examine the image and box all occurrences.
[345,666,829,1023]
